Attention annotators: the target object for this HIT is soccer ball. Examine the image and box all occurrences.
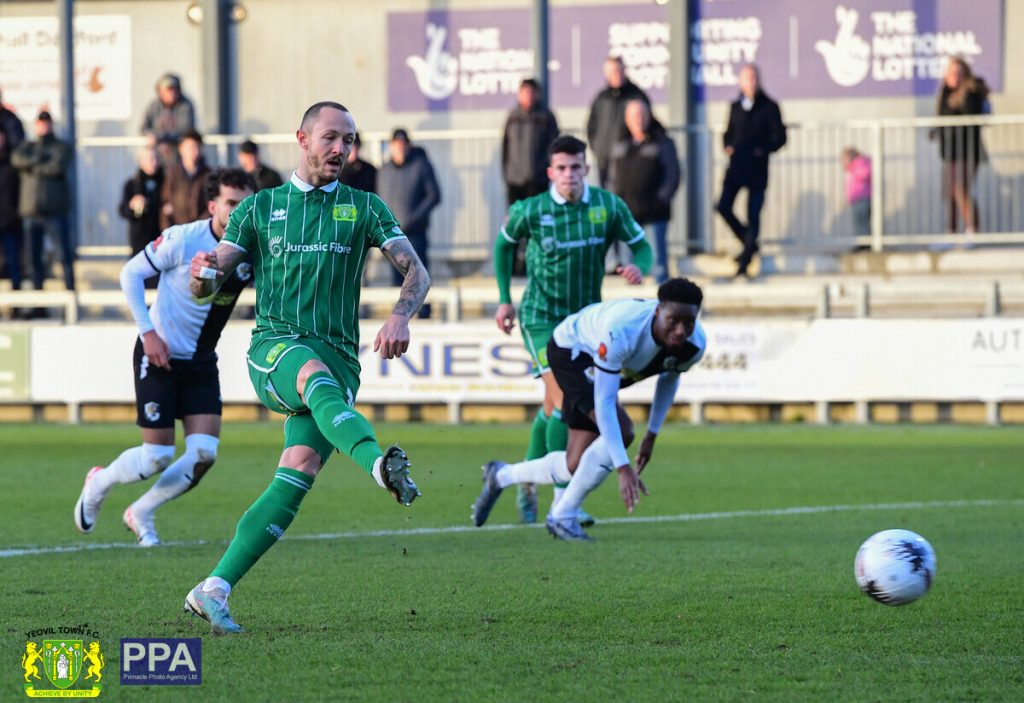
[854,529,936,606]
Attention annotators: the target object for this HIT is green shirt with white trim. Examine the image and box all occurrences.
[500,183,648,327]
[223,172,406,361]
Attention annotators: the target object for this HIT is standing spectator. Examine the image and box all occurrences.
[237,139,283,191]
[338,133,376,193]
[119,147,165,256]
[160,131,210,230]
[608,99,681,283]
[934,56,988,236]
[0,131,23,309]
[0,88,26,151]
[502,78,559,205]
[586,56,650,188]
[841,147,871,237]
[141,74,196,164]
[377,129,440,318]
[717,64,787,278]
[11,111,75,305]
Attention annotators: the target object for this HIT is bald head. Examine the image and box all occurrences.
[299,101,349,133]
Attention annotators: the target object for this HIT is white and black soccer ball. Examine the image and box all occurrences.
[854,529,936,606]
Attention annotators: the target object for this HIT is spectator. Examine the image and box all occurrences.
[717,64,786,278]
[608,99,681,283]
[160,130,210,230]
[934,56,988,236]
[237,139,283,191]
[502,78,559,205]
[377,128,440,318]
[586,56,650,187]
[841,147,871,238]
[11,111,75,306]
[141,73,196,164]
[119,147,165,257]
[0,131,22,308]
[0,88,26,151]
[339,132,377,193]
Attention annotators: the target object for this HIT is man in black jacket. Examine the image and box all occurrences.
[586,57,650,188]
[237,140,283,192]
[717,64,786,278]
[120,146,165,257]
[502,79,559,205]
[11,111,75,296]
[377,129,440,317]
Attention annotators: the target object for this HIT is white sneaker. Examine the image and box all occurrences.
[73,467,106,534]
[184,579,244,634]
[123,505,161,547]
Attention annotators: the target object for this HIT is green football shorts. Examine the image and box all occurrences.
[246,334,361,464]
[520,322,557,377]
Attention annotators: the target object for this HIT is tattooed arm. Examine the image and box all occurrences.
[374,238,432,359]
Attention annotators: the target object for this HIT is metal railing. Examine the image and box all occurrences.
[71,115,1024,269]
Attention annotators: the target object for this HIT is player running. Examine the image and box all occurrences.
[494,134,652,524]
[473,278,706,541]
[73,168,256,546]
[182,101,429,634]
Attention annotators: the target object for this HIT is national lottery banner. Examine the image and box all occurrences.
[386,1,1003,110]
[28,320,1024,405]
[691,0,1003,100]
[387,4,670,111]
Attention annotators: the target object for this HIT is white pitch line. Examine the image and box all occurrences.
[3,499,1021,559]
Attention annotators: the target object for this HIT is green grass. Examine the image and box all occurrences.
[3,423,1022,702]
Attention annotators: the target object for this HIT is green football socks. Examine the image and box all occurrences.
[525,409,549,460]
[211,468,313,587]
[545,408,568,452]
[304,371,382,475]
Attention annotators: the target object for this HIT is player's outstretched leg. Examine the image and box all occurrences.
[184,577,243,635]
[304,371,421,505]
[548,437,615,541]
[74,444,175,533]
[472,451,569,527]
[472,461,506,527]
[125,434,219,547]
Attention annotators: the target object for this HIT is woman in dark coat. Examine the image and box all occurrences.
[935,56,989,234]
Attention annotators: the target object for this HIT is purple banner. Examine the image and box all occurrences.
[387,5,670,112]
[692,0,1004,101]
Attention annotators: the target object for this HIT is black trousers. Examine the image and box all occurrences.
[717,178,766,267]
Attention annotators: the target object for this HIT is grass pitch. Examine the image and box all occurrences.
[3,422,1022,701]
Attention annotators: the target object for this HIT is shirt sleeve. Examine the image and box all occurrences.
[367,193,408,249]
[593,369,630,469]
[647,372,680,435]
[592,328,628,375]
[223,193,257,252]
[120,250,160,335]
[144,226,186,271]
[499,199,531,244]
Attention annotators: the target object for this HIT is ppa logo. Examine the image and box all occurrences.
[120,638,201,686]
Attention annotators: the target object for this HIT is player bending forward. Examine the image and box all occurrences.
[74,168,256,546]
[184,101,429,633]
[472,277,706,540]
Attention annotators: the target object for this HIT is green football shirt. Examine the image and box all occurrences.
[500,183,646,326]
[223,174,406,360]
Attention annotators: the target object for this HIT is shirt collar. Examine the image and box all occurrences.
[548,181,591,206]
[290,171,339,193]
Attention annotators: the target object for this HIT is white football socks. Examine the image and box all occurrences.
[91,444,175,494]
[551,437,614,520]
[131,435,218,516]
[497,451,570,488]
